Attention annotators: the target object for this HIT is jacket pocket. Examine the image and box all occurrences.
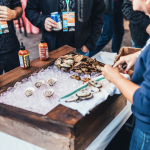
[78,0,93,22]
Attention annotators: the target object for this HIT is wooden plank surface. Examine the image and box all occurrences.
[0,45,75,92]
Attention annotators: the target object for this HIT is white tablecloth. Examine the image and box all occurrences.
[0,52,132,150]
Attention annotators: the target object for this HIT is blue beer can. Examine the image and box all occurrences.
[51,12,62,31]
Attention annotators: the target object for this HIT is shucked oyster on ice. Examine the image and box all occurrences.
[43,89,54,99]
[48,78,57,86]
[24,87,35,97]
[88,80,102,88]
[35,80,45,88]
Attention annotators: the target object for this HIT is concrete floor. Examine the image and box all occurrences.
[16,30,133,150]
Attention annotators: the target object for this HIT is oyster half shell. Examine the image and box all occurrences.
[88,80,102,88]
[80,93,93,100]
[24,87,35,97]
[44,89,54,99]
[65,95,79,102]
[87,86,99,94]
[76,89,90,97]
[35,80,45,88]
[48,78,57,86]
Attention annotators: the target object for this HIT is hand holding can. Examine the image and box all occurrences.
[50,12,62,31]
[44,17,58,32]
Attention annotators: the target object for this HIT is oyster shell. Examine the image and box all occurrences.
[60,54,74,59]
[63,59,74,66]
[24,87,35,97]
[60,63,71,68]
[80,93,93,100]
[83,78,90,84]
[61,67,69,72]
[48,78,57,86]
[87,86,99,94]
[43,89,54,99]
[35,80,45,88]
[88,80,102,88]
[55,58,62,67]
[96,65,102,71]
[65,95,79,102]
[81,68,88,72]
[76,89,90,97]
[70,75,81,80]
[74,55,84,62]
[75,70,83,74]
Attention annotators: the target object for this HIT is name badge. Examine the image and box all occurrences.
[62,12,75,32]
[0,21,9,34]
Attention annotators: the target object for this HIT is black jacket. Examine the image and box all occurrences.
[122,0,150,48]
[25,0,105,52]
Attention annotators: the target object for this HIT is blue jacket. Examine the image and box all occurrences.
[132,37,150,133]
[25,0,105,52]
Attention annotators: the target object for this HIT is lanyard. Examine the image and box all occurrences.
[66,0,70,12]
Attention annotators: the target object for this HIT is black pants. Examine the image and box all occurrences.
[0,45,20,75]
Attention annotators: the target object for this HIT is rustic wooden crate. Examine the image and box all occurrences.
[114,47,141,76]
[0,45,127,150]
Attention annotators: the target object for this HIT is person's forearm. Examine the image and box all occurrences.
[112,74,140,104]
[12,7,23,20]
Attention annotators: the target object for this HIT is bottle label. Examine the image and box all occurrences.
[19,54,30,68]
[39,47,49,59]
[19,55,24,67]
[24,54,30,68]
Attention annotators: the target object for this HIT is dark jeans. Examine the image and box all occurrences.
[0,45,20,75]
[89,1,124,57]
[129,125,150,150]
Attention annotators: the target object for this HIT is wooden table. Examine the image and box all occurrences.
[0,45,127,150]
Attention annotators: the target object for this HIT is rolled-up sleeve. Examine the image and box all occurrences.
[133,60,150,115]
[11,0,22,9]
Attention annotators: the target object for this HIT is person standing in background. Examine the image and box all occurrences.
[0,0,23,75]
[25,0,105,57]
[89,0,124,57]
[122,0,150,49]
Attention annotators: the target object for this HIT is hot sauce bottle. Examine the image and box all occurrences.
[39,38,49,61]
[18,42,30,69]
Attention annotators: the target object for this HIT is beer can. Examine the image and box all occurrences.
[51,12,62,31]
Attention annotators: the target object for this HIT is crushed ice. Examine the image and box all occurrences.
[0,65,101,115]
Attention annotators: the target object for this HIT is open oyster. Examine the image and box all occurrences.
[76,89,90,97]
[55,58,62,69]
[60,63,71,68]
[63,59,74,66]
[87,86,99,94]
[74,55,84,62]
[24,87,35,97]
[65,94,79,102]
[35,80,45,88]
[48,78,57,86]
[88,80,102,88]
[44,89,54,99]
[80,93,93,100]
